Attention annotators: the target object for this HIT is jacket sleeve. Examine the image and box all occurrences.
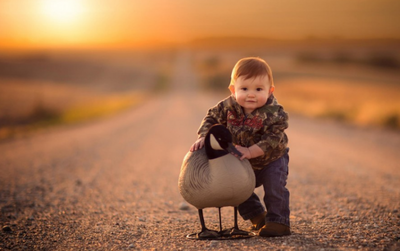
[255,107,289,154]
[197,101,228,138]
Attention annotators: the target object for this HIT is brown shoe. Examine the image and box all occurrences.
[249,211,267,231]
[259,222,291,237]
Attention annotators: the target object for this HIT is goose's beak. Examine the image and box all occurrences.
[226,143,243,159]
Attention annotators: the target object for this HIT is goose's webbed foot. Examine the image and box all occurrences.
[220,227,253,237]
[197,229,220,239]
[187,228,254,239]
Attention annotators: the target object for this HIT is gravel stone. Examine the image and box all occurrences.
[179,202,190,210]
[2,226,12,232]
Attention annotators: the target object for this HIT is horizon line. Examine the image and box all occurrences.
[1,36,400,52]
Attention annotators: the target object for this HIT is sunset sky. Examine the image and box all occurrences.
[1,0,399,49]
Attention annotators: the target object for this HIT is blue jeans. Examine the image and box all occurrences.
[238,149,290,227]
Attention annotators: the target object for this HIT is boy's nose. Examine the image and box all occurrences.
[247,92,255,98]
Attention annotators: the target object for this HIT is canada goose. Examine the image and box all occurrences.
[179,124,256,239]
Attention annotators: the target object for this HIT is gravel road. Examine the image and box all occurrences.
[1,52,400,250]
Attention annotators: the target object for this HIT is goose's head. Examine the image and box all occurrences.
[205,124,243,159]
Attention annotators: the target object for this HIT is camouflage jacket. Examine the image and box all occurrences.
[197,94,289,169]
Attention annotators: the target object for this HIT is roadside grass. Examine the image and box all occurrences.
[275,79,400,129]
[0,88,146,141]
[60,92,145,124]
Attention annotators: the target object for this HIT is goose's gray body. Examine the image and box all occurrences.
[179,147,255,209]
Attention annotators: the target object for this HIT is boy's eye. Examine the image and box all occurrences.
[256,88,263,91]
[241,88,247,91]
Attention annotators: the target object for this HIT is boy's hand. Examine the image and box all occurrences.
[234,145,252,160]
[234,144,264,160]
[190,137,205,152]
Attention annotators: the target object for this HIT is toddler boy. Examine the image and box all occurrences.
[190,57,290,237]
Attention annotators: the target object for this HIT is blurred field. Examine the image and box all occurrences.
[1,38,399,141]
[277,78,400,128]
[191,38,400,129]
[0,50,174,140]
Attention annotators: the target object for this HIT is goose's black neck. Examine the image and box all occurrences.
[204,133,228,160]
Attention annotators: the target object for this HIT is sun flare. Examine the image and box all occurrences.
[41,0,84,24]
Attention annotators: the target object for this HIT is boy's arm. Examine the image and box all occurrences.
[197,101,228,138]
[255,107,289,157]
[190,100,228,151]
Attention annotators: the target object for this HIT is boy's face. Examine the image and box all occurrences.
[232,75,272,114]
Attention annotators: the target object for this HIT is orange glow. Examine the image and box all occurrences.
[0,0,399,50]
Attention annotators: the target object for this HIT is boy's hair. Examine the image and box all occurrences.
[228,57,274,93]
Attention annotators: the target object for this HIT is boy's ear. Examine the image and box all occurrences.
[269,86,275,94]
[229,85,235,94]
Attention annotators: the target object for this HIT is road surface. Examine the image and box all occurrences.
[1,52,399,250]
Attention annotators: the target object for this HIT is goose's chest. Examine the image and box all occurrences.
[208,155,252,190]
